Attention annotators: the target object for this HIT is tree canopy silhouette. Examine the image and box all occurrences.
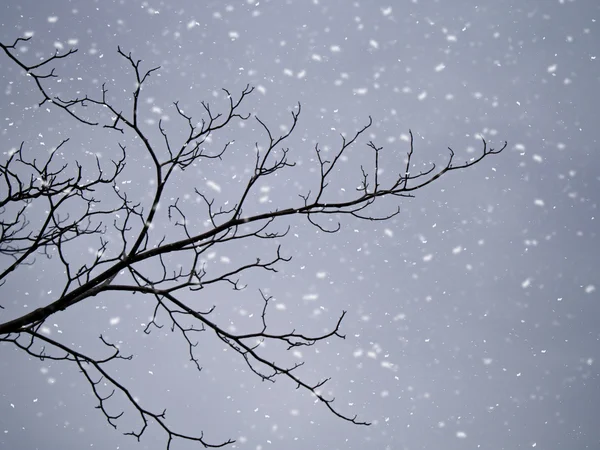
[0,36,506,448]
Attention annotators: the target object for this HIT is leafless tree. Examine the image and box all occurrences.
[0,36,506,448]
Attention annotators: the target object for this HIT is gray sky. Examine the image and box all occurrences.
[1,0,599,449]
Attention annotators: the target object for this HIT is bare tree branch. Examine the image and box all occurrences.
[0,36,506,448]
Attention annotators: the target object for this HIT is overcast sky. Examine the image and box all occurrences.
[1,0,599,449]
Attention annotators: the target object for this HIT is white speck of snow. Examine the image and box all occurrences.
[187,20,197,29]
[220,256,230,264]
[330,45,341,52]
[229,31,239,40]
[456,431,467,439]
[256,85,266,94]
[418,91,428,100]
[522,278,531,288]
[534,198,545,207]
[48,16,58,23]
[354,87,368,95]
[384,228,394,237]
[297,70,306,79]
[585,285,596,294]
[394,313,406,321]
[381,6,392,16]
[532,154,543,163]
[109,317,120,326]
[206,180,221,193]
[302,293,318,301]
[423,254,433,262]
[381,361,395,369]
[547,64,557,73]
[587,358,594,365]
[311,54,322,61]
[316,271,327,279]
[447,35,457,42]
[452,246,463,255]
[275,303,286,311]
[369,39,379,49]
[435,63,446,72]
[483,358,493,365]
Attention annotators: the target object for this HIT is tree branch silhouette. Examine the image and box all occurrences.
[0,36,506,448]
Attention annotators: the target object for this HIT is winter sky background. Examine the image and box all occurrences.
[1,0,599,449]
